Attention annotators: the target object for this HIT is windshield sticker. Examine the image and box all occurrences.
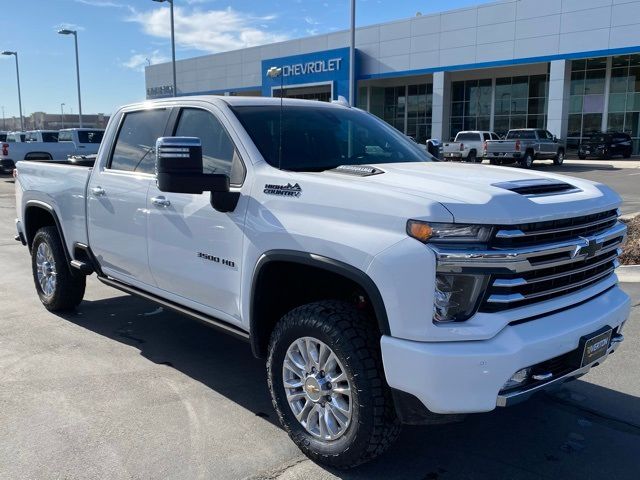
[264,183,302,197]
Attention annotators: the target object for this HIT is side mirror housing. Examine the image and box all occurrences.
[155,137,229,194]
[553,135,558,143]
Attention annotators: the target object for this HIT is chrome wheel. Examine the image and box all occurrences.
[556,152,564,165]
[36,242,57,298]
[283,337,352,441]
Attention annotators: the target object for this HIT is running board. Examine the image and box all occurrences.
[97,276,250,343]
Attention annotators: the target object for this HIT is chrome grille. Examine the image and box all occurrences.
[492,209,618,248]
[431,213,626,315]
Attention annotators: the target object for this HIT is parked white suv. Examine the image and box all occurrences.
[14,96,630,468]
[443,131,500,163]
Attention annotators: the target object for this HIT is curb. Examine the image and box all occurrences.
[617,265,640,283]
[620,212,640,221]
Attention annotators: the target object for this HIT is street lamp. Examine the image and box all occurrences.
[349,0,356,106]
[60,103,66,129]
[58,29,83,128]
[1,51,24,131]
[152,0,177,97]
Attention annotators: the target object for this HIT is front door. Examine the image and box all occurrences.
[87,107,172,287]
[146,106,249,322]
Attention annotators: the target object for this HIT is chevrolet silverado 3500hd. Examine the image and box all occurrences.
[14,97,630,468]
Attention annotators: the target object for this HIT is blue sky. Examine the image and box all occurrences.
[0,0,492,119]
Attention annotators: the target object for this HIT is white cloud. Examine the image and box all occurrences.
[128,6,288,54]
[74,0,128,8]
[123,50,169,72]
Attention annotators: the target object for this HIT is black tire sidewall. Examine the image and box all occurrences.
[521,153,533,168]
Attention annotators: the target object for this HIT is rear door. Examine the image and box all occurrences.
[146,104,249,322]
[87,107,173,287]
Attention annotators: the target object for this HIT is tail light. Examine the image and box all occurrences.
[515,139,521,152]
[459,143,464,151]
[1,143,8,156]
[483,140,488,155]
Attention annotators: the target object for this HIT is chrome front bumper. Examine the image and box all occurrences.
[496,332,625,407]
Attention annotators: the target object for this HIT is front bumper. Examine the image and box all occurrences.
[381,285,630,414]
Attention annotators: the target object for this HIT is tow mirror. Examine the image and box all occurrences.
[155,137,229,194]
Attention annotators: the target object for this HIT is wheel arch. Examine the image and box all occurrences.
[23,201,71,264]
[249,250,390,358]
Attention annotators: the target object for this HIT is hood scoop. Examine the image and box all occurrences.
[330,165,384,177]
[492,179,581,197]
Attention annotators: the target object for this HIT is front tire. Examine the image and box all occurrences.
[267,301,400,469]
[31,226,86,311]
[553,150,565,166]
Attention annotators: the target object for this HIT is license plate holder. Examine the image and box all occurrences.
[578,327,612,368]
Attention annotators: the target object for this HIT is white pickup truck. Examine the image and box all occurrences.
[0,128,104,174]
[442,130,499,163]
[14,97,630,468]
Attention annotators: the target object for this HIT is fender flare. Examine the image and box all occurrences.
[249,250,390,358]
[24,200,72,265]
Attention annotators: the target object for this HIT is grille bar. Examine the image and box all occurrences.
[495,212,618,240]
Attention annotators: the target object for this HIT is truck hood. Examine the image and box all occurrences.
[331,162,621,224]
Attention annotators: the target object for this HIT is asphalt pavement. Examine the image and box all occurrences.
[0,169,639,480]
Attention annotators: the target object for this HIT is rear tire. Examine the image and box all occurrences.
[553,150,565,166]
[31,226,85,311]
[520,152,534,169]
[578,154,586,160]
[489,158,501,166]
[468,150,478,163]
[267,301,401,469]
[623,149,632,159]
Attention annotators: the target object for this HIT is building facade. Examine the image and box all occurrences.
[145,0,640,153]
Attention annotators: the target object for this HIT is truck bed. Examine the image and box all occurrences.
[16,161,92,254]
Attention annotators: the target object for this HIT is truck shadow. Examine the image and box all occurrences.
[59,292,640,480]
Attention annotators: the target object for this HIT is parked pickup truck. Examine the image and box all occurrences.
[484,128,566,168]
[443,130,499,163]
[14,96,630,468]
[0,128,104,174]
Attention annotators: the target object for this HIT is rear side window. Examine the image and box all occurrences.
[174,108,246,185]
[506,130,536,140]
[0,134,6,142]
[58,131,73,142]
[491,133,500,140]
[78,130,104,144]
[483,133,491,141]
[42,132,59,142]
[456,132,481,142]
[110,109,171,173]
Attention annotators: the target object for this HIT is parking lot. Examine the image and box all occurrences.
[0,163,639,480]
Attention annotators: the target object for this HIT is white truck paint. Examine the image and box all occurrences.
[442,131,498,163]
[0,128,103,174]
[14,96,631,467]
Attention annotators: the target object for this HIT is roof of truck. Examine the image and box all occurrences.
[133,95,351,110]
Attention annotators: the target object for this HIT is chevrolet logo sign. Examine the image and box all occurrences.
[576,237,603,258]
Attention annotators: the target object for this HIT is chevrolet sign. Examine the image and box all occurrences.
[281,58,343,77]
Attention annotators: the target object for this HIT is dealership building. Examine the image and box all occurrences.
[145,0,640,153]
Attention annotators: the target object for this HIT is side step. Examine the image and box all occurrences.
[97,276,250,343]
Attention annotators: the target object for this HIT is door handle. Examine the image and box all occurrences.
[151,196,171,208]
[91,186,105,197]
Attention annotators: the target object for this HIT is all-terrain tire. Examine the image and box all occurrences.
[553,149,565,166]
[520,152,534,169]
[267,300,401,469]
[31,226,86,311]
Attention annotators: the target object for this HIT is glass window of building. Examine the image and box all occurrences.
[493,74,549,138]
[607,54,640,154]
[406,84,433,143]
[449,79,492,140]
[567,57,607,151]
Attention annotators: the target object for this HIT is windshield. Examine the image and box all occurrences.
[231,105,433,171]
[455,132,480,142]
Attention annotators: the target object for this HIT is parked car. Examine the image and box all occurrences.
[0,128,103,174]
[426,138,442,159]
[578,132,633,160]
[14,96,629,468]
[6,131,26,143]
[443,131,499,163]
[484,128,566,168]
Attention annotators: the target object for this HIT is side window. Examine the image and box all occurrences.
[174,108,246,185]
[58,131,73,142]
[110,109,171,174]
[483,133,491,141]
[491,133,500,140]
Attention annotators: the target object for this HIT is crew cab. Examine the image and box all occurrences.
[0,128,103,173]
[14,97,630,468]
[443,130,499,163]
[484,128,566,168]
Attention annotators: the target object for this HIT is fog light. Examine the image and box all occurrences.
[503,368,531,390]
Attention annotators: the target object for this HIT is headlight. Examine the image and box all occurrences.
[433,273,488,323]
[407,220,493,244]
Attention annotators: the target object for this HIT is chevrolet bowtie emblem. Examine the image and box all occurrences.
[577,237,603,258]
[307,385,319,393]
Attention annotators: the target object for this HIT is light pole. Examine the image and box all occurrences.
[1,106,5,130]
[349,0,356,106]
[1,51,24,131]
[152,0,177,97]
[60,103,66,129]
[58,29,83,128]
